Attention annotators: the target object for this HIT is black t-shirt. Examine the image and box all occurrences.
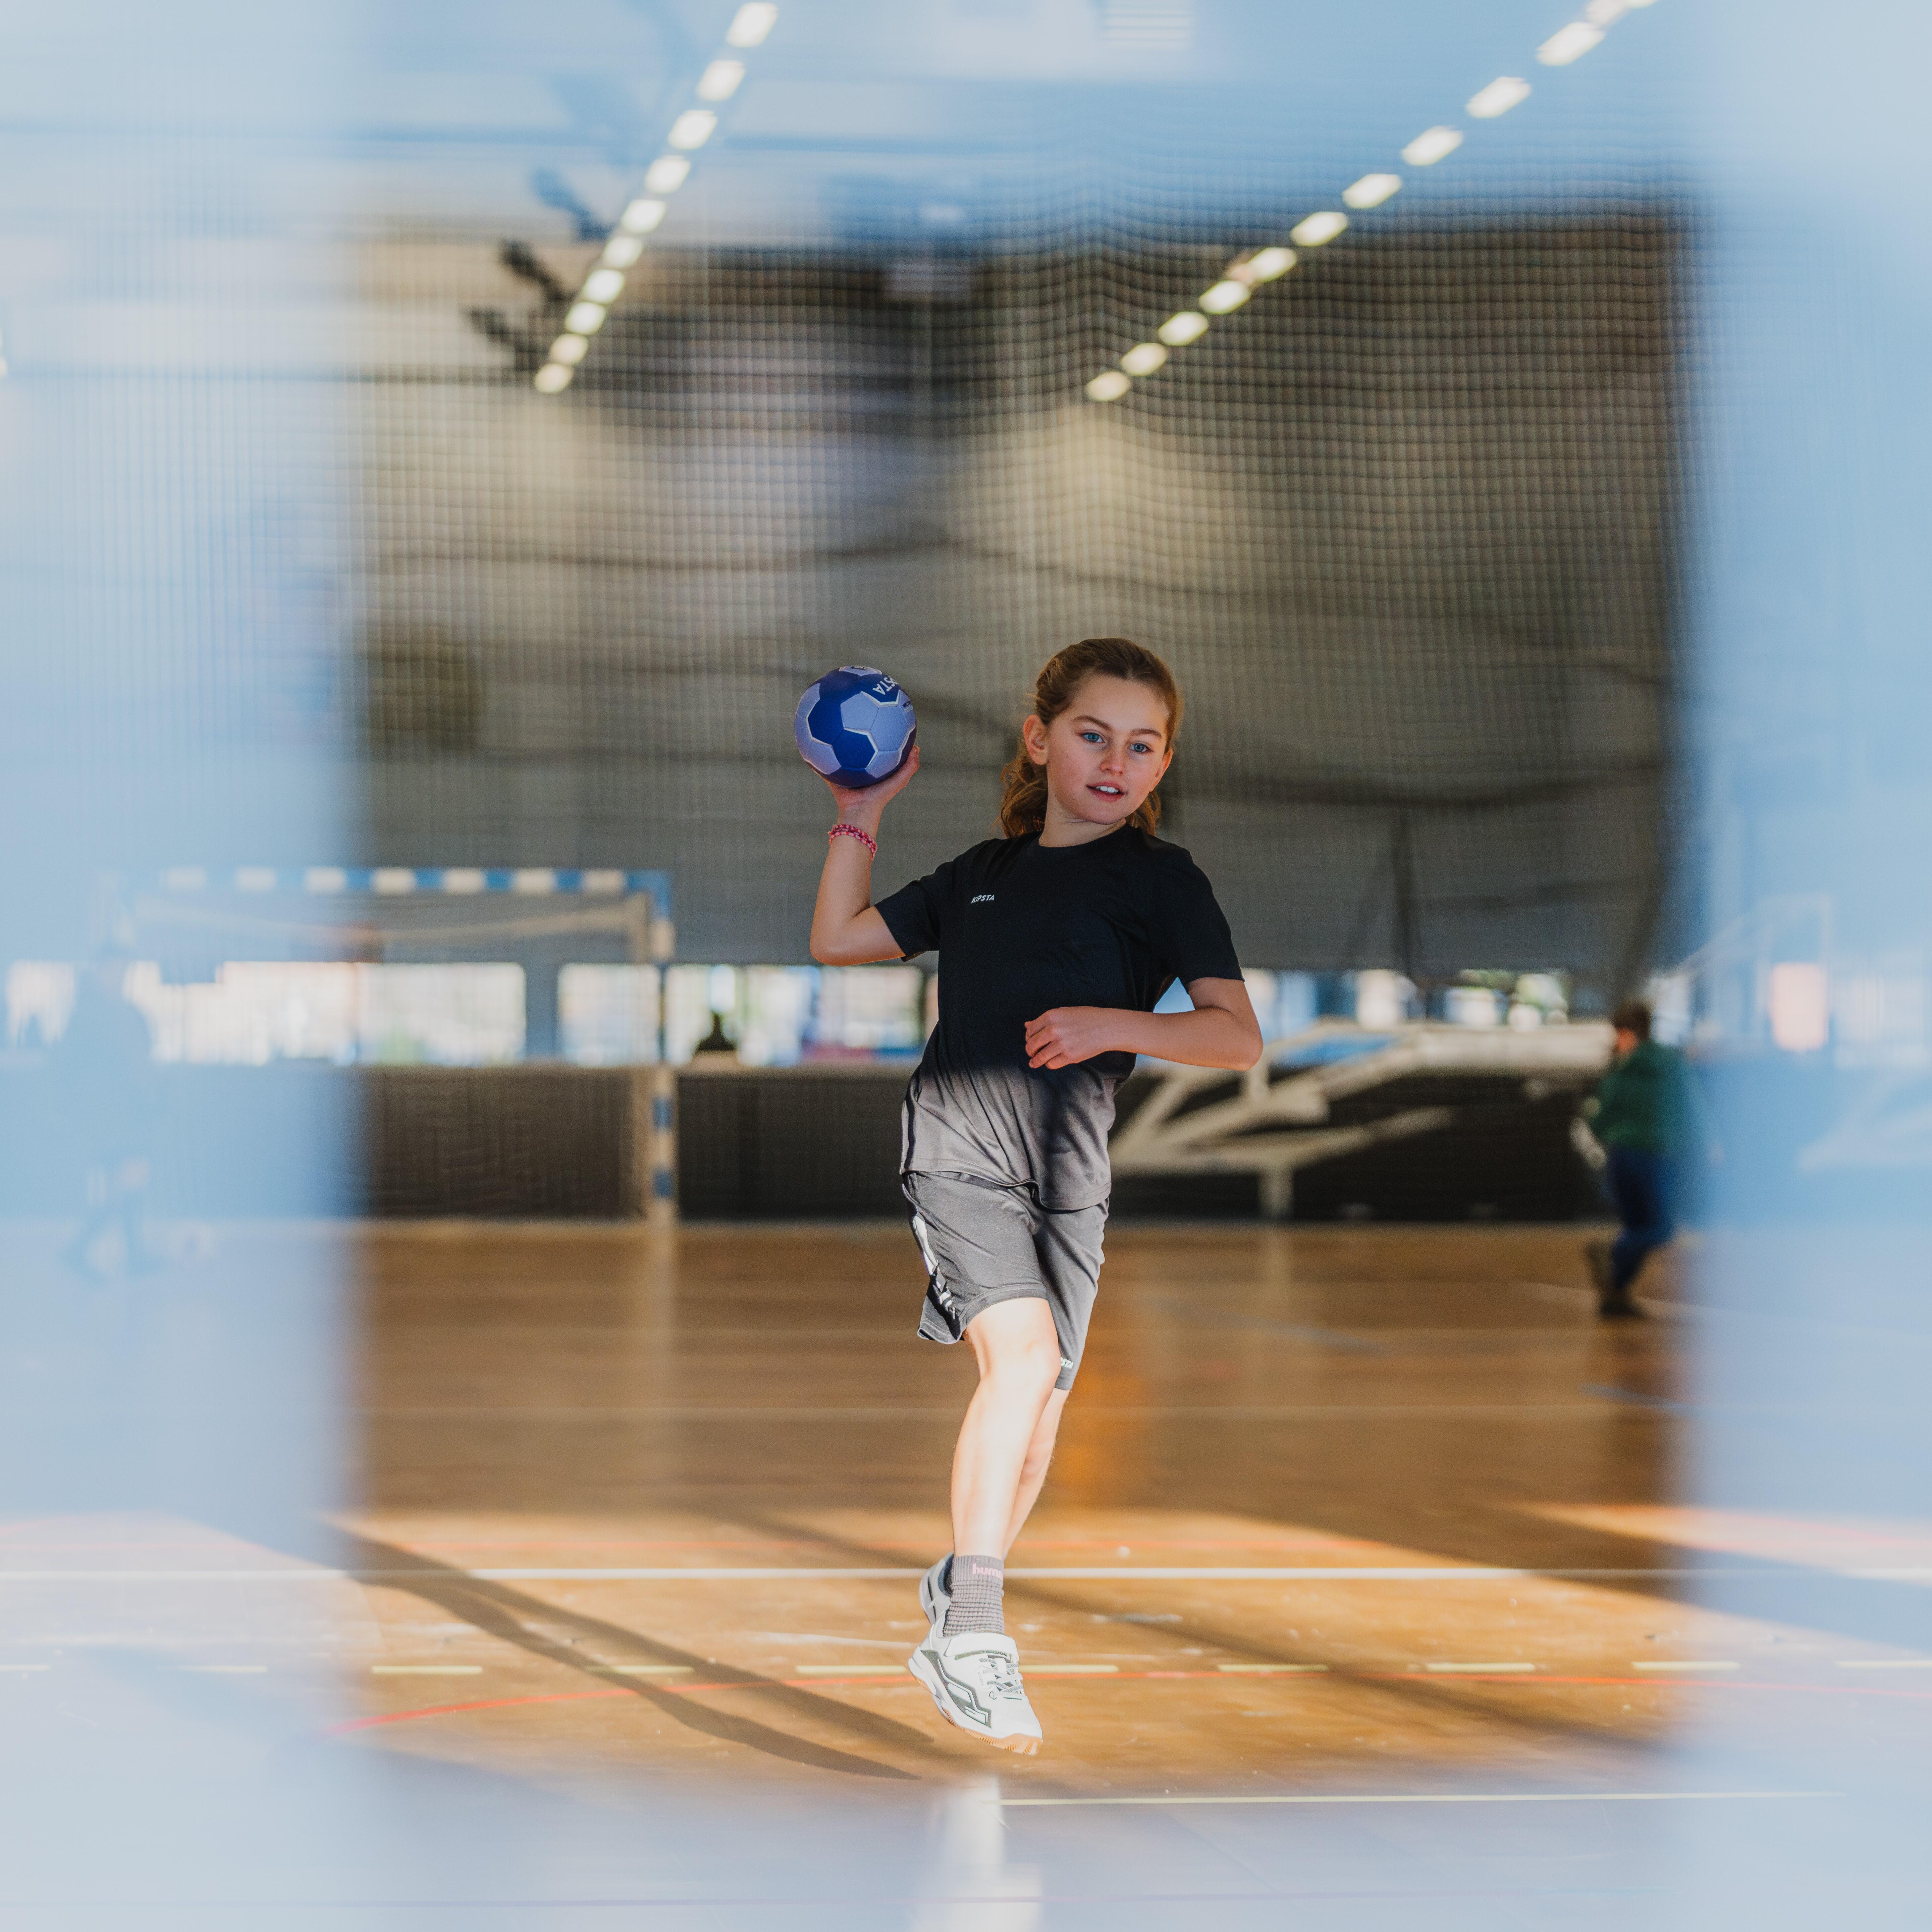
[874,826,1242,1208]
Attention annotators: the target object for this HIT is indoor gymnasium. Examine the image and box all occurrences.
[4,0,1931,1925]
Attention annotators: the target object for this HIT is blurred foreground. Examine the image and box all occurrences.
[2,1223,1929,1927]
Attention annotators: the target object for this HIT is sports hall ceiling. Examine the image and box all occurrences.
[3,0,1687,249]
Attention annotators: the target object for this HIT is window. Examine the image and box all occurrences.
[560,965,661,1066]
[5,962,76,1049]
[10,961,525,1066]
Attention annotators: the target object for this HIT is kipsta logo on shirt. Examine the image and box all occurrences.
[971,894,995,904]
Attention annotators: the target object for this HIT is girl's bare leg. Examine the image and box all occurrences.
[1003,1389,1068,1554]
[950,1298,1064,1559]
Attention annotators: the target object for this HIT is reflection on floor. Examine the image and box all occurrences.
[2,1221,1929,1926]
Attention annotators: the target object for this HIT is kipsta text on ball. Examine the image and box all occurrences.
[794,666,917,788]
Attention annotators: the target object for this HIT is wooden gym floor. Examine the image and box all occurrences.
[326,1224,1932,1797]
[6,1219,1930,1925]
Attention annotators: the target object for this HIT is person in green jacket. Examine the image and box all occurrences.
[1581,999,1698,1319]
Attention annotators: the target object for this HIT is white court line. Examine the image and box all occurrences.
[1631,1661,1739,1672]
[1426,1661,1535,1673]
[367,1404,1682,1419]
[6,1564,1931,1584]
[1001,1789,1839,1809]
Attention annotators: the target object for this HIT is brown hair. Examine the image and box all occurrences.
[1610,999,1652,1040]
[996,637,1182,839]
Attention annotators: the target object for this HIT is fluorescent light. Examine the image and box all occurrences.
[645,155,691,194]
[565,301,607,334]
[668,109,717,150]
[1467,76,1531,117]
[550,334,589,365]
[1402,126,1463,167]
[534,364,575,393]
[1239,246,1296,283]
[1086,370,1132,401]
[583,267,625,304]
[602,234,645,268]
[620,198,667,233]
[726,2,777,46]
[1343,172,1401,209]
[1538,21,1603,63]
[1120,342,1167,376]
[1290,210,1348,247]
[1156,311,1209,346]
[1583,0,1628,20]
[1198,279,1251,315]
[697,58,745,100]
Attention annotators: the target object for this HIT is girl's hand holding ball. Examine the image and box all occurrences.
[825,743,919,823]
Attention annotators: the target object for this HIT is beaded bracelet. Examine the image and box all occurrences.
[828,823,878,858]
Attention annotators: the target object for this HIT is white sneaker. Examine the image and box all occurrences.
[919,1555,952,1630]
[909,1629,1042,1754]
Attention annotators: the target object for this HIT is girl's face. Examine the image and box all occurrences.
[1022,674,1173,831]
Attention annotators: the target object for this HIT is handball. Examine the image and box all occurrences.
[794,665,917,788]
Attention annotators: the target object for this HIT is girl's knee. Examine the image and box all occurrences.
[1007,1335,1064,1392]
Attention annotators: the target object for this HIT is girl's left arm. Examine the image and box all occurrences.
[1024,978,1263,1072]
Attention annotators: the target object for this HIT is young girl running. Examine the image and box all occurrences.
[808,636,1260,1753]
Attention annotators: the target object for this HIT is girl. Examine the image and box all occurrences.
[809,637,1260,1753]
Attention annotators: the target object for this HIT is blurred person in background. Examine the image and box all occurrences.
[693,1008,737,1057]
[1581,999,1701,1320]
[55,948,162,1279]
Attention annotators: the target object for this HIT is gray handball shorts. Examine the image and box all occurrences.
[902,1171,1108,1392]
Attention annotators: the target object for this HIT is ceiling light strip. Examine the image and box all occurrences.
[1083,0,1656,401]
[534,2,780,395]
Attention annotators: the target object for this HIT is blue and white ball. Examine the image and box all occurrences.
[794,665,917,788]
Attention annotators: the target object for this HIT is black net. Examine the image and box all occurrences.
[356,211,1682,989]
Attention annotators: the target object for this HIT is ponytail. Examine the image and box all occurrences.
[996,637,1183,839]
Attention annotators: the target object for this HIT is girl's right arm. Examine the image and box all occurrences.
[809,746,921,965]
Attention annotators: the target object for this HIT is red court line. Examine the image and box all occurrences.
[329,1688,633,1732]
[326,1668,1932,1735]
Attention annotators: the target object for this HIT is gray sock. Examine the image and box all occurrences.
[942,1553,1004,1637]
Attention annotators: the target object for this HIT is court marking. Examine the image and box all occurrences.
[6,1563,1929,1582]
[999,1789,1840,1809]
[363,1403,1689,1419]
[1426,1662,1536,1673]
[325,1670,1932,1735]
